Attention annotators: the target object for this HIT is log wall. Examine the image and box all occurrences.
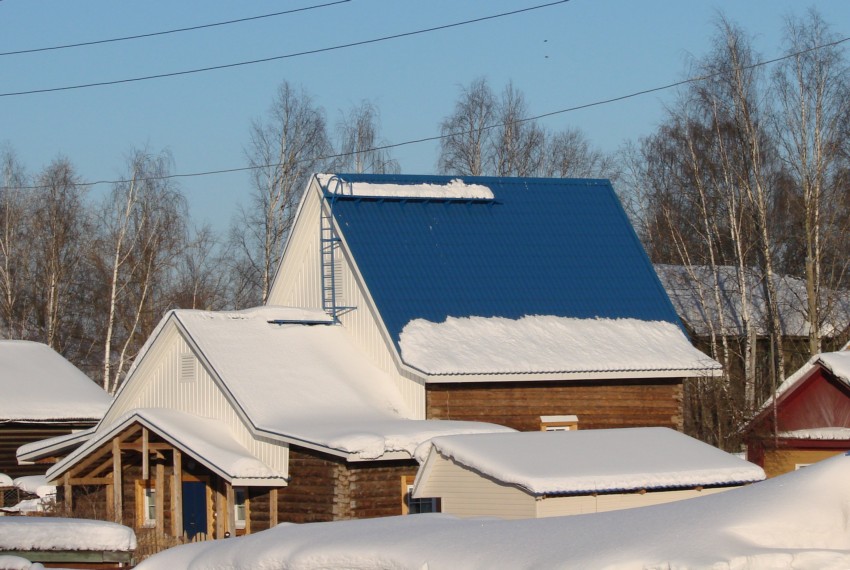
[426,379,684,431]
[0,423,93,478]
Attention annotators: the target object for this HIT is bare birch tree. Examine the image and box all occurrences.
[0,147,32,339]
[235,81,329,304]
[491,82,546,177]
[438,77,496,176]
[333,100,399,174]
[772,9,850,356]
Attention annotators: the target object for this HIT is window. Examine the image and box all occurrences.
[137,482,157,528]
[234,487,247,530]
[401,475,438,515]
[540,415,579,431]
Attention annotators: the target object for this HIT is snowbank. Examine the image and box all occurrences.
[0,473,12,487]
[138,453,850,570]
[12,476,55,499]
[0,517,136,552]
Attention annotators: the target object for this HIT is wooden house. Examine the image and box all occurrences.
[412,428,764,519]
[744,348,850,477]
[0,341,109,480]
[25,307,510,538]
[22,174,719,539]
[269,174,721,432]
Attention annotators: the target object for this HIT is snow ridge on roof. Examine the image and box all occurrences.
[0,340,110,421]
[400,315,720,376]
[425,428,764,495]
[318,173,494,200]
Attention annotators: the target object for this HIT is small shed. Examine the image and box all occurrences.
[745,349,850,477]
[0,341,109,479]
[412,428,764,519]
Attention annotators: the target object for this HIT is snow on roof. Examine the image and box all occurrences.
[132,307,511,460]
[399,315,720,376]
[317,173,494,200]
[0,341,110,422]
[16,427,95,464]
[136,453,850,570]
[13,475,55,498]
[48,408,287,486]
[0,473,12,487]
[779,427,850,441]
[417,428,764,495]
[756,350,850,415]
[655,264,850,338]
[0,517,136,552]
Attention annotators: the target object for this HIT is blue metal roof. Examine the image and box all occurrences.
[325,174,683,351]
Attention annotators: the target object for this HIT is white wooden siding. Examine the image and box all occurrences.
[270,179,427,417]
[536,486,733,517]
[417,453,535,520]
[101,321,288,476]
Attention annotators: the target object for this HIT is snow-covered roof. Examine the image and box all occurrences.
[779,427,850,441]
[0,517,136,552]
[0,472,12,487]
[48,408,287,486]
[318,173,494,200]
[136,453,850,570]
[0,341,110,422]
[655,264,850,337]
[756,350,850,416]
[399,315,720,377]
[416,428,764,496]
[16,427,95,465]
[116,307,513,461]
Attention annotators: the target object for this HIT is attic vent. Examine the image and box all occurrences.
[179,353,196,383]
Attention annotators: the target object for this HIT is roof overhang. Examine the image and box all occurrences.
[17,428,96,465]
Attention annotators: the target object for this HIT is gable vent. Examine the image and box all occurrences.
[179,353,196,383]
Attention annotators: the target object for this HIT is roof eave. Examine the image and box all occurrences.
[419,367,722,383]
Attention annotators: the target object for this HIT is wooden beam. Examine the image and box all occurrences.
[215,479,226,539]
[63,473,72,511]
[226,482,236,536]
[269,488,278,527]
[155,462,165,531]
[119,442,172,452]
[142,428,149,481]
[113,438,122,523]
[172,449,183,538]
[68,477,112,485]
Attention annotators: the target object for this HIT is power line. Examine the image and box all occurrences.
[0,0,571,98]
[9,34,849,191]
[0,1,351,57]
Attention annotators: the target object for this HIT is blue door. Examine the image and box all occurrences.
[182,481,207,539]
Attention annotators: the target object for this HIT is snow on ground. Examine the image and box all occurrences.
[12,477,55,499]
[400,315,720,375]
[0,555,44,570]
[0,340,109,421]
[138,453,850,570]
[418,428,764,495]
[0,517,136,552]
[317,173,494,200]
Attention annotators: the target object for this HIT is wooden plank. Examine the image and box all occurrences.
[142,427,149,481]
[112,438,122,523]
[120,442,172,451]
[172,448,183,537]
[68,477,112,485]
[269,487,278,527]
[156,462,165,531]
[226,482,236,535]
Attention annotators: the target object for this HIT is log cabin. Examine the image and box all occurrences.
[22,174,719,537]
[0,341,109,482]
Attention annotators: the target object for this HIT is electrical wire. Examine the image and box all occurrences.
[0,0,571,98]
[0,1,351,57]
[8,35,849,190]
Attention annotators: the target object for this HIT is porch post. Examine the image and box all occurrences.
[172,448,183,537]
[269,488,278,527]
[226,482,236,535]
[142,427,149,480]
[155,462,165,531]
[63,472,72,512]
[112,438,123,523]
[215,479,226,539]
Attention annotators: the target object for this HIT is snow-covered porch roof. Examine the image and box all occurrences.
[414,428,764,497]
[47,408,288,487]
[17,427,96,465]
[399,316,721,380]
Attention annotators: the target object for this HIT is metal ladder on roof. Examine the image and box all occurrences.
[320,176,354,321]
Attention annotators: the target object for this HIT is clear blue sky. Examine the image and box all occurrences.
[2,1,848,232]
